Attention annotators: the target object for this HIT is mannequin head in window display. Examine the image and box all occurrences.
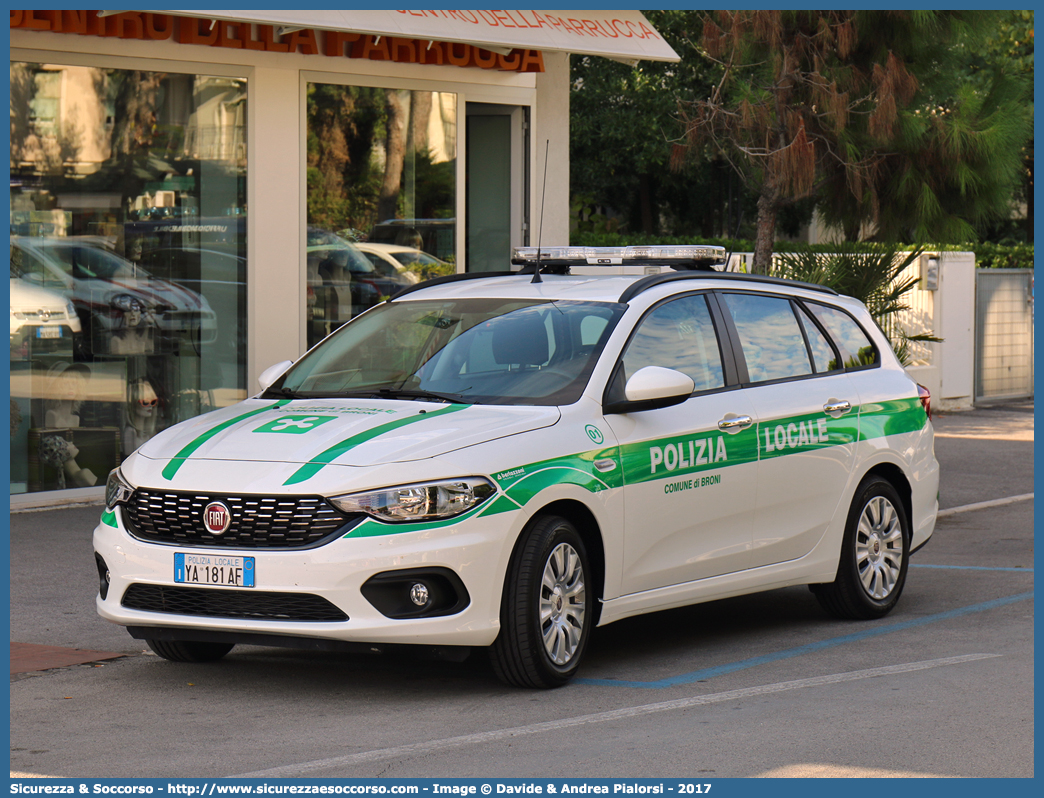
[38,434,97,489]
[44,362,91,429]
[123,379,159,457]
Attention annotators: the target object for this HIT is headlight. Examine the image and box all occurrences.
[110,294,144,312]
[105,468,134,510]
[329,477,495,523]
[65,300,77,318]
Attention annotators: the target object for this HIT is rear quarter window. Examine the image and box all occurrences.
[807,303,879,368]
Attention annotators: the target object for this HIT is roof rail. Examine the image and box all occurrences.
[618,271,838,304]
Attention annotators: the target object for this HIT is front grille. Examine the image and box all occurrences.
[123,490,352,549]
[121,583,348,622]
[13,309,68,320]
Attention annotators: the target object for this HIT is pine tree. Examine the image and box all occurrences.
[676,10,1031,272]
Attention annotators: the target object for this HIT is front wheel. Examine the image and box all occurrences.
[812,476,910,620]
[146,639,234,663]
[490,515,593,688]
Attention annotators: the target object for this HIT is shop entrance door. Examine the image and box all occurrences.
[465,104,528,272]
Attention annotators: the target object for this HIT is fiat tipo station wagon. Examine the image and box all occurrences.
[95,246,939,687]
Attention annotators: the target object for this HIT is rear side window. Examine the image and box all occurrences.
[807,303,879,368]
[721,293,812,383]
[620,294,724,392]
[796,304,841,373]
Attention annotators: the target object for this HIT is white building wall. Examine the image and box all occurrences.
[903,252,976,410]
[533,51,570,248]
[249,65,303,386]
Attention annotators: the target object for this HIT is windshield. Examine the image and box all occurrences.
[271,298,624,406]
[307,228,375,274]
[38,242,141,280]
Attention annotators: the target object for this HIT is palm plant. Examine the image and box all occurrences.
[772,242,942,364]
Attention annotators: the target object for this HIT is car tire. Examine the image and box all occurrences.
[812,476,910,620]
[146,639,235,663]
[490,515,593,688]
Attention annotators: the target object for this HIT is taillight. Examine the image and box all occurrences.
[917,383,932,420]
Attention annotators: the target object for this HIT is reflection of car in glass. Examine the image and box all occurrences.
[9,270,82,353]
[97,245,939,689]
[137,247,246,357]
[354,243,454,284]
[11,237,217,357]
[368,218,455,262]
[306,229,414,342]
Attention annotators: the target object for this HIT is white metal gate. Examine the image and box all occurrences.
[975,268,1034,401]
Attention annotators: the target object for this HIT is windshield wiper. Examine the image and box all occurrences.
[373,388,470,405]
[263,386,303,400]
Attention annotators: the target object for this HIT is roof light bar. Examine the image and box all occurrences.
[511,245,726,271]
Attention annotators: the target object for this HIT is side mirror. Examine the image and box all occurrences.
[257,360,294,393]
[604,366,695,414]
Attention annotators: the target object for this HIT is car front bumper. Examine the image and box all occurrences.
[93,505,514,649]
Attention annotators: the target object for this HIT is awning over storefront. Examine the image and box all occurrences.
[161,9,681,63]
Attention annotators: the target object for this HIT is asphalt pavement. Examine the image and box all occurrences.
[8,401,1034,778]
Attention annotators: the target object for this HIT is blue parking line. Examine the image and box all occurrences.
[912,564,1033,573]
[576,591,1034,689]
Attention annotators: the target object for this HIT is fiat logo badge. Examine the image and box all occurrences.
[202,502,232,535]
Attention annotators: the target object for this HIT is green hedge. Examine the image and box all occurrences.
[968,242,1035,270]
[571,232,1034,269]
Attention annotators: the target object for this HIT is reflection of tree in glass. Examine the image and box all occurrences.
[9,62,83,174]
[307,84,384,233]
[726,294,812,383]
[622,296,724,391]
[306,85,456,245]
[810,304,879,369]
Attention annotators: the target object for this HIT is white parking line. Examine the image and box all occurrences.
[9,772,61,779]
[232,653,998,778]
[937,493,1033,518]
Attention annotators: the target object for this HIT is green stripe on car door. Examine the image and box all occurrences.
[337,399,927,536]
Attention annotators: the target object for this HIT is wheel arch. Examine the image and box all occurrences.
[514,499,606,626]
[863,461,913,527]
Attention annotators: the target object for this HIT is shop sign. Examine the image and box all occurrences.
[9,10,545,73]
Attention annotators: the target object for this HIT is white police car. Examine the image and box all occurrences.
[95,246,939,688]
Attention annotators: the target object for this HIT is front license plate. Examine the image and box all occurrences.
[174,553,255,588]
[36,326,62,339]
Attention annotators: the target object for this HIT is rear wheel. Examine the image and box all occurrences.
[491,515,592,688]
[812,476,910,620]
[146,639,234,663]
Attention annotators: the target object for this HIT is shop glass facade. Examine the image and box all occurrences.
[9,62,247,495]
[305,83,456,349]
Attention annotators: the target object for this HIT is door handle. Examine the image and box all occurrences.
[823,399,852,417]
[717,413,753,432]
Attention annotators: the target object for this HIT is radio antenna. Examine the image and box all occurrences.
[532,139,550,284]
